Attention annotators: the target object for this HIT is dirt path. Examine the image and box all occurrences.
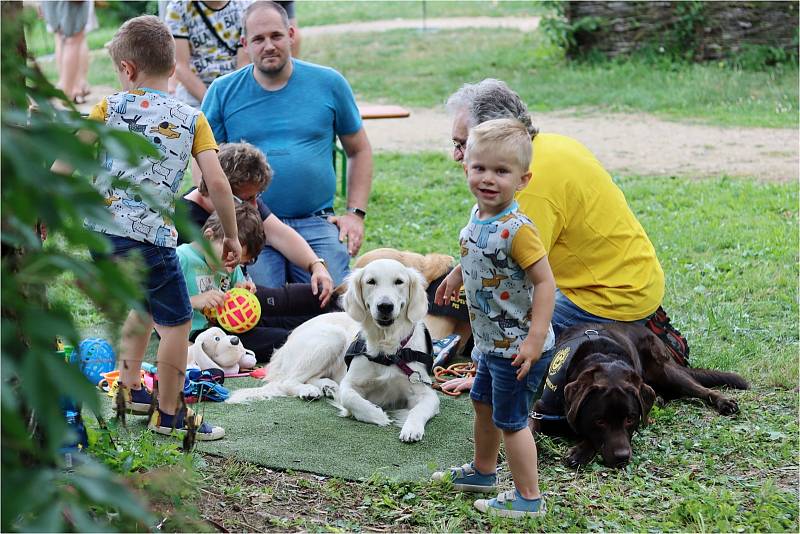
[302,16,540,36]
[361,106,798,182]
[78,85,796,182]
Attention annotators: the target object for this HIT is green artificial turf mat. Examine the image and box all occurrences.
[102,376,475,482]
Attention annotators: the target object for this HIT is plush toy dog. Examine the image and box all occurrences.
[187,327,257,375]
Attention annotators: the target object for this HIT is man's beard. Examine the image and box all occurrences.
[255,55,288,76]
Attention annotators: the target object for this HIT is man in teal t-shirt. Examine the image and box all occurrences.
[203,1,373,288]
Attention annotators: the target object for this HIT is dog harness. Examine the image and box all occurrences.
[345,326,434,385]
[529,329,624,422]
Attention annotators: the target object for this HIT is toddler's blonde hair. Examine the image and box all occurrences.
[465,118,533,172]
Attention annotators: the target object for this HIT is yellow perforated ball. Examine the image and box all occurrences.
[216,288,261,334]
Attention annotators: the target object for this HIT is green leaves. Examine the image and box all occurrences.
[0,7,186,531]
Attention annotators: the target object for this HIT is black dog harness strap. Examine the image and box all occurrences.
[530,329,608,422]
[344,326,434,384]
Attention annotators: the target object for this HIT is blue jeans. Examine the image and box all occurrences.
[552,289,646,339]
[248,214,351,287]
[102,235,192,326]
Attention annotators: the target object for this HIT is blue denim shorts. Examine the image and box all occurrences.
[247,213,351,287]
[470,351,554,431]
[100,235,192,327]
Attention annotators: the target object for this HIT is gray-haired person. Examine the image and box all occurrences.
[437,78,687,395]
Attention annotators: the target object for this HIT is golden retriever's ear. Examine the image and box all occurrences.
[420,253,455,284]
[564,366,601,428]
[343,268,367,322]
[406,267,429,324]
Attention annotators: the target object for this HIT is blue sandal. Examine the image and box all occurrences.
[431,462,497,493]
[474,489,546,518]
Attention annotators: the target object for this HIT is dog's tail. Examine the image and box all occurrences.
[227,381,290,403]
[686,367,749,390]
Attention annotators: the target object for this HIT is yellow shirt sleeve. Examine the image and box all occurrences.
[510,223,547,270]
[191,112,219,157]
[87,98,108,122]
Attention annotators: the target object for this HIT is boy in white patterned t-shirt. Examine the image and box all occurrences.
[433,119,556,518]
[55,15,241,440]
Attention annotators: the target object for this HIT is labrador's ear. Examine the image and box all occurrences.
[563,365,602,429]
[406,267,429,324]
[638,382,656,426]
[624,371,656,426]
[343,268,367,323]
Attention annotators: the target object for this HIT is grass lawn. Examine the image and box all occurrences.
[32,2,798,529]
[303,28,798,128]
[35,25,797,129]
[61,155,798,531]
[298,0,543,27]
[208,164,798,531]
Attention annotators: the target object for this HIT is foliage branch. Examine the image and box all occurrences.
[0,2,187,530]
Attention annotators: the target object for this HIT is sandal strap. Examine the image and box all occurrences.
[496,490,516,504]
[451,462,475,478]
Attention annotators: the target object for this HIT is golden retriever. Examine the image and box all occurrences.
[229,259,440,442]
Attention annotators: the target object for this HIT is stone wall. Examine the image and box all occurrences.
[566,1,798,60]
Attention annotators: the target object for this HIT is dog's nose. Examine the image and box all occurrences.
[377,302,394,315]
[611,447,631,467]
[230,337,240,345]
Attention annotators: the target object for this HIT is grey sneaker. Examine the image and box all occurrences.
[474,489,546,518]
[431,462,497,493]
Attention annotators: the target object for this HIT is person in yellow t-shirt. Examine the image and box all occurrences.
[436,78,688,394]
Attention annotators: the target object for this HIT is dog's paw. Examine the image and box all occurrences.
[297,384,322,401]
[371,410,392,427]
[715,397,739,416]
[565,442,595,468]
[318,379,338,398]
[399,422,424,442]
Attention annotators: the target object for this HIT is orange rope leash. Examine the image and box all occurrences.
[432,362,475,397]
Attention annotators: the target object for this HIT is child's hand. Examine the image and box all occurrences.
[434,266,463,306]
[235,280,257,293]
[221,236,242,270]
[511,339,543,381]
[196,289,226,310]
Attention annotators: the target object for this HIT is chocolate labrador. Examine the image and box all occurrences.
[529,323,748,468]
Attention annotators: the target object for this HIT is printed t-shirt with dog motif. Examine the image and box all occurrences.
[177,243,245,333]
[460,201,555,359]
[86,89,217,248]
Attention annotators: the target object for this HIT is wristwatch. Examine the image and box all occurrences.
[308,257,327,273]
[346,207,367,219]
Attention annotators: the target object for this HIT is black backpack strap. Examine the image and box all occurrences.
[192,1,238,57]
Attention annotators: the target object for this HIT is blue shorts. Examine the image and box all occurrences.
[100,235,192,327]
[470,350,554,432]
